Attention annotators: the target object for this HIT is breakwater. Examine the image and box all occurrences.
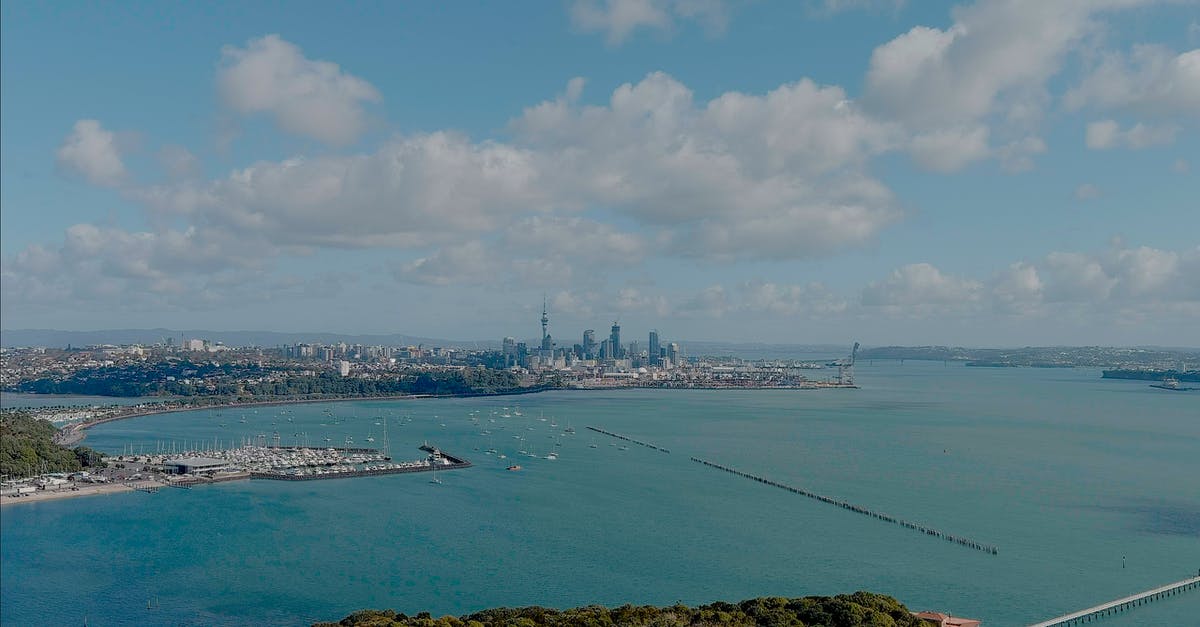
[691,457,998,555]
[250,460,470,481]
[586,426,670,453]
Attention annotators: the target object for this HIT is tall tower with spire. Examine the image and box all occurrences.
[540,297,552,351]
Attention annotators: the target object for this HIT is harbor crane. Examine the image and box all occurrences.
[837,342,859,387]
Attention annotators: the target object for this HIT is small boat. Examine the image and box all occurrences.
[545,452,558,460]
[429,477,442,484]
[506,465,521,471]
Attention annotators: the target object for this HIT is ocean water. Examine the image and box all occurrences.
[3,362,1198,626]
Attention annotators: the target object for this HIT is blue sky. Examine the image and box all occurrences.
[2,0,1197,346]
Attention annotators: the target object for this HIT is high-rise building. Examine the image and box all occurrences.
[667,342,680,366]
[648,330,660,365]
[582,329,596,358]
[610,322,622,359]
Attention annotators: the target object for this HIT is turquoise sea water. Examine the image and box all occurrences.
[3,362,1198,626]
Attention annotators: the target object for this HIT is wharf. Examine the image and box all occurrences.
[1028,575,1200,626]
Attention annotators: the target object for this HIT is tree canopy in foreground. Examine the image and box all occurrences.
[315,592,930,627]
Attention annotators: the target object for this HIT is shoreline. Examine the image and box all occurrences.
[0,480,162,507]
[52,387,556,446]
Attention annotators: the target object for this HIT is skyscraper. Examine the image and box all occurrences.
[610,322,622,359]
[648,330,660,366]
[583,329,596,358]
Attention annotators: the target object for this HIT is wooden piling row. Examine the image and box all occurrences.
[586,426,671,453]
[690,456,998,555]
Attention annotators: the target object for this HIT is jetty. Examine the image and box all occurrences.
[586,426,670,453]
[1027,575,1200,627]
[691,457,998,555]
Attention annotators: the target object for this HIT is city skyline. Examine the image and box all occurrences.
[2,1,1198,346]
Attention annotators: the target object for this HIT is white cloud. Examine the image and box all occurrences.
[159,145,200,179]
[738,281,848,316]
[863,1,1105,130]
[861,244,1200,319]
[678,285,730,317]
[217,34,381,145]
[397,216,646,287]
[397,241,494,287]
[861,263,983,308]
[570,0,729,45]
[862,1,1176,171]
[515,72,901,259]
[991,262,1044,313]
[1075,183,1101,200]
[908,125,990,172]
[1066,45,1200,116]
[143,132,549,249]
[994,136,1047,173]
[56,120,126,187]
[1040,251,1117,302]
[0,223,294,311]
[1085,119,1179,149]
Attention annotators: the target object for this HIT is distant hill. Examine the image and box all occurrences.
[0,328,497,350]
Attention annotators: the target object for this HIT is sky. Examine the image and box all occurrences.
[1,0,1197,347]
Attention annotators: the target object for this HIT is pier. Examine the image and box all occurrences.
[586,426,670,453]
[691,457,998,555]
[1027,575,1200,627]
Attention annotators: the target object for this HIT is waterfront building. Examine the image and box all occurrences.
[162,457,229,475]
